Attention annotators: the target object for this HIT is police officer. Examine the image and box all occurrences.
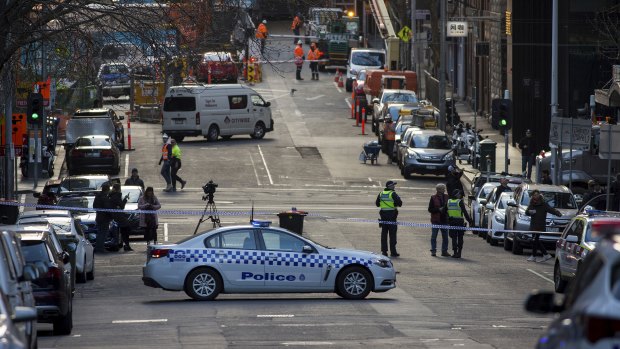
[375,181,402,257]
[93,183,112,253]
[446,189,473,258]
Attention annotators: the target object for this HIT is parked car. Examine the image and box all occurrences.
[72,108,125,150]
[398,128,454,178]
[485,192,514,246]
[97,62,131,98]
[525,219,620,349]
[478,184,519,234]
[469,182,500,229]
[379,104,419,153]
[108,185,145,239]
[504,184,579,255]
[66,135,121,175]
[0,291,37,349]
[371,89,418,130]
[58,175,117,194]
[469,172,528,198]
[197,52,238,83]
[17,230,73,335]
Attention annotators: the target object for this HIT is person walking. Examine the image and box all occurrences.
[307,42,321,80]
[124,168,145,190]
[109,183,132,251]
[525,190,562,262]
[446,165,464,197]
[138,187,161,245]
[384,118,396,164]
[375,180,402,257]
[291,14,302,44]
[428,183,450,257]
[256,20,268,55]
[446,189,473,259]
[518,129,536,179]
[294,40,304,80]
[170,138,187,192]
[93,184,112,253]
[159,134,172,192]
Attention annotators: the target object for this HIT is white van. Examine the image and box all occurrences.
[162,84,274,142]
[345,48,386,92]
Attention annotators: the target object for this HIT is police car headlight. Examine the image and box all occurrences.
[372,258,392,268]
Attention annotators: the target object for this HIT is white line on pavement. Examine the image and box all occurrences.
[19,195,25,214]
[257,314,294,318]
[526,268,554,284]
[281,342,335,346]
[333,81,342,93]
[249,151,262,186]
[112,319,168,324]
[124,154,129,178]
[345,98,352,109]
[257,145,274,185]
[305,95,324,101]
[164,223,168,241]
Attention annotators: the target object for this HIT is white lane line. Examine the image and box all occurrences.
[281,342,335,346]
[164,223,169,242]
[527,268,554,284]
[266,93,291,102]
[344,98,352,109]
[124,154,129,178]
[257,314,294,318]
[19,195,25,213]
[368,177,372,182]
[249,152,262,186]
[112,319,168,324]
[257,145,274,185]
[333,81,342,93]
[305,95,324,101]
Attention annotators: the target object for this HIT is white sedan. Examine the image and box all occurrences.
[143,222,397,300]
[485,192,513,246]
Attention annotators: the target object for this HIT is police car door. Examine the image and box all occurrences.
[260,229,322,289]
[559,219,583,277]
[207,229,265,288]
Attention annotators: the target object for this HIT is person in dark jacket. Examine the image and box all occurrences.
[124,168,145,190]
[446,165,464,197]
[428,183,450,257]
[518,129,536,179]
[525,190,562,262]
[109,183,131,251]
[540,170,552,185]
[494,178,512,201]
[375,180,403,257]
[580,180,605,210]
[93,183,112,253]
[445,189,473,258]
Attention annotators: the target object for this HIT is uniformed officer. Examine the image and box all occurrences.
[375,181,403,257]
[446,189,473,258]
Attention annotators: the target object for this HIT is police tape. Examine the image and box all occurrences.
[0,201,561,236]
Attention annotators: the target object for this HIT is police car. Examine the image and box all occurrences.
[553,212,620,293]
[142,222,397,300]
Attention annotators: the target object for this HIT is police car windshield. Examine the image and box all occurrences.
[521,190,577,209]
[584,223,602,243]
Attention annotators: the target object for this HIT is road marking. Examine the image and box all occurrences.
[249,152,262,186]
[281,342,335,346]
[345,98,352,109]
[19,195,25,213]
[257,314,294,318]
[266,93,290,102]
[295,109,303,117]
[124,154,129,178]
[527,268,554,284]
[164,223,168,242]
[368,177,372,182]
[333,81,342,93]
[305,95,324,101]
[257,145,274,185]
[112,319,168,324]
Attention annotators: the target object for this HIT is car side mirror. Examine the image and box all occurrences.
[32,261,48,276]
[61,251,71,265]
[479,199,487,205]
[524,291,564,314]
[12,306,38,323]
[20,264,38,282]
[507,200,517,207]
[372,98,379,104]
[468,195,475,201]
[302,245,314,254]
[565,235,578,243]
[485,203,494,210]
[265,101,271,107]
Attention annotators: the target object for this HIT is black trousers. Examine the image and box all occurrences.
[171,159,184,189]
[531,234,547,256]
[381,221,398,254]
[145,225,157,242]
[293,29,300,44]
[448,221,465,255]
[310,62,318,79]
[120,226,131,246]
[95,220,110,252]
[296,65,303,80]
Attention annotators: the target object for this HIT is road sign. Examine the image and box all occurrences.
[548,117,592,150]
[397,26,412,42]
[599,124,620,160]
[447,21,468,37]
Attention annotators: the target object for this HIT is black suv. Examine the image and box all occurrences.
[18,231,73,335]
[73,108,125,150]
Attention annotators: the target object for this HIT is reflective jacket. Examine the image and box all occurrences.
[291,16,301,30]
[161,144,169,160]
[447,199,463,218]
[256,23,268,39]
[307,48,319,61]
[171,144,182,160]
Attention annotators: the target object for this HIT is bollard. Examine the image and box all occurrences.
[356,104,360,127]
[361,107,366,135]
[127,115,133,150]
[334,68,340,82]
[351,98,355,119]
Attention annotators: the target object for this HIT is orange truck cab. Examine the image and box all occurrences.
[363,70,417,101]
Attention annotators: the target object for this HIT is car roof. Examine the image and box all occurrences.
[3,224,52,234]
[382,89,416,95]
[76,135,110,139]
[62,174,110,180]
[410,128,446,136]
[12,231,48,241]
[19,210,71,219]
[74,108,111,115]
[521,183,571,193]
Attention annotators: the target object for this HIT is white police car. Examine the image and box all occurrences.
[142,222,397,300]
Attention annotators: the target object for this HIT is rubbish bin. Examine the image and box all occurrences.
[278,209,307,235]
[478,138,497,172]
[0,200,19,225]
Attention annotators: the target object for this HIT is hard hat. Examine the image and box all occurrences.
[262,20,267,24]
[162,133,169,140]
[297,40,303,45]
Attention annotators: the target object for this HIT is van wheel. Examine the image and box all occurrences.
[206,126,219,142]
[175,136,185,143]
[251,122,266,139]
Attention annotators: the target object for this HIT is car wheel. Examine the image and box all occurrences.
[53,305,72,335]
[503,235,513,251]
[76,256,87,283]
[345,79,353,92]
[403,171,412,179]
[486,234,491,243]
[184,268,222,301]
[87,253,95,280]
[511,238,523,255]
[554,261,567,293]
[206,125,219,142]
[336,266,372,300]
[250,122,266,139]
[490,237,499,246]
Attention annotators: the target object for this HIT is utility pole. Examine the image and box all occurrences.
[2,66,14,200]
[550,0,559,184]
[411,0,416,71]
[439,0,446,131]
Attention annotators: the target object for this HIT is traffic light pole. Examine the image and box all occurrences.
[32,124,39,190]
[504,90,510,173]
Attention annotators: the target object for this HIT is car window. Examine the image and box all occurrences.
[0,240,17,280]
[163,97,196,112]
[57,196,92,210]
[383,93,418,104]
[21,241,53,263]
[76,137,110,147]
[121,187,142,203]
[351,51,384,66]
[565,251,605,308]
[565,220,582,239]
[215,230,256,250]
[410,134,451,149]
[261,230,306,252]
[228,95,248,110]
[584,222,601,243]
[59,177,107,192]
[543,192,577,209]
[251,95,267,107]
[45,219,74,236]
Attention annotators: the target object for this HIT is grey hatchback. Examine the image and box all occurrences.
[398,128,454,178]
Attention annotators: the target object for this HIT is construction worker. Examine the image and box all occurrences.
[307,42,321,80]
[446,189,473,259]
[170,138,187,192]
[158,134,172,192]
[375,180,402,257]
[256,20,268,55]
[294,40,304,80]
[384,118,396,164]
[291,13,302,44]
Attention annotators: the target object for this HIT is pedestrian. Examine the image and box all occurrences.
[294,40,304,81]
[540,169,552,184]
[525,190,562,262]
[170,138,187,192]
[580,180,605,210]
[446,165,464,197]
[446,189,473,259]
[93,183,112,253]
[124,168,145,190]
[611,173,620,211]
[384,118,396,164]
[494,177,512,201]
[291,13,302,44]
[256,20,268,55]
[159,134,172,192]
[375,181,402,257]
[109,183,132,251]
[138,187,161,245]
[307,42,321,80]
[518,129,536,179]
[428,183,450,257]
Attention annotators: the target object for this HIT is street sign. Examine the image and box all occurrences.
[447,21,468,37]
[548,117,592,150]
[599,124,620,160]
[397,26,412,42]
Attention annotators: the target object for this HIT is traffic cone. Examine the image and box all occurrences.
[334,68,340,82]
[338,72,344,88]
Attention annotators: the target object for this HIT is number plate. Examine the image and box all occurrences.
[426,166,436,169]
[86,153,100,158]
[174,120,184,125]
[547,227,559,232]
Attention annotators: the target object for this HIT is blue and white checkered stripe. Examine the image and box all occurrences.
[167,249,371,268]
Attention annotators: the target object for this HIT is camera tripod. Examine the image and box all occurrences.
[193,193,221,235]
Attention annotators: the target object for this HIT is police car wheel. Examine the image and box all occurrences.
[184,268,222,300]
[337,266,372,300]
[554,262,567,293]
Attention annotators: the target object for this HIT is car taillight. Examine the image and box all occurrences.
[150,249,170,258]
[584,315,620,343]
[100,149,114,157]
[196,112,200,125]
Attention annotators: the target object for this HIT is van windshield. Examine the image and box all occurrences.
[352,52,385,66]
[163,97,196,112]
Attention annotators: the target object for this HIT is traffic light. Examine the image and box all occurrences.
[491,98,512,130]
[27,92,43,127]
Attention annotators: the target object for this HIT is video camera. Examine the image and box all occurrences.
[201,180,218,202]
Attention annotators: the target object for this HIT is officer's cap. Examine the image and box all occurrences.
[452,189,462,197]
[385,180,397,188]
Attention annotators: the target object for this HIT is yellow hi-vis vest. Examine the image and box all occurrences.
[447,199,463,218]
[379,190,396,210]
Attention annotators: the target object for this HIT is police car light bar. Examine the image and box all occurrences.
[585,210,620,218]
[251,220,271,227]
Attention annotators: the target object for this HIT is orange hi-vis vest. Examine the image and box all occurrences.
[256,23,268,39]
[291,16,301,30]
[162,144,169,160]
[307,49,319,61]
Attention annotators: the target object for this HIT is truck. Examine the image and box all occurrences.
[305,8,360,70]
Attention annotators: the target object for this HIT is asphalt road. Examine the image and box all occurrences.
[35,40,557,349]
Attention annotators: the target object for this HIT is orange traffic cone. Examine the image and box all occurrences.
[338,71,344,88]
[334,68,340,82]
